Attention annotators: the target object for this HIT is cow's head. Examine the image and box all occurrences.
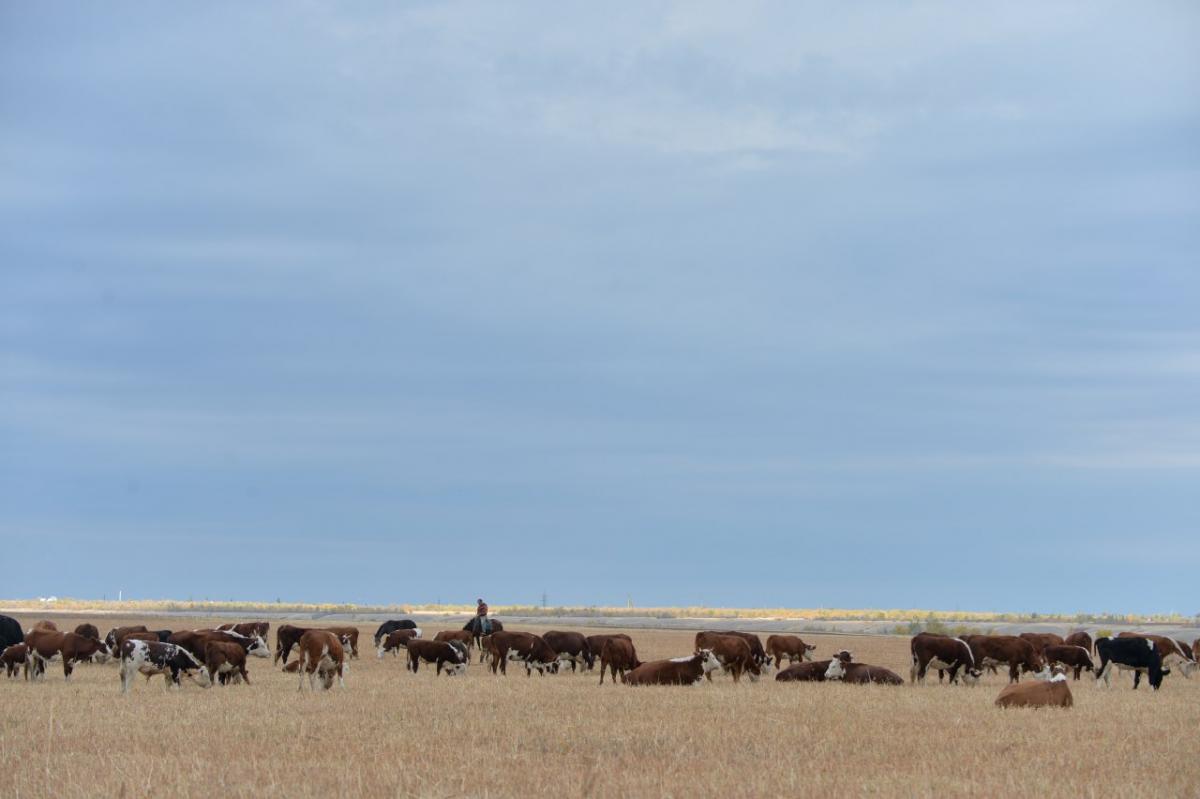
[697,648,721,675]
[90,641,112,664]
[444,659,467,676]
[825,658,848,681]
[527,656,559,675]
[962,666,982,685]
[246,635,271,658]
[802,644,816,662]
[1022,654,1046,675]
[834,650,853,663]
[745,659,763,683]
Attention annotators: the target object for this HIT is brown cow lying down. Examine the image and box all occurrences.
[378,629,418,658]
[776,650,852,683]
[3,643,28,679]
[622,650,721,686]
[824,657,903,685]
[297,630,346,691]
[995,670,1073,708]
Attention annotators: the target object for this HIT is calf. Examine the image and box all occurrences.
[1096,636,1163,690]
[995,670,1073,708]
[2,643,28,679]
[1117,633,1196,679]
[765,635,816,669]
[373,619,422,647]
[694,632,761,683]
[24,630,111,680]
[598,637,640,685]
[1064,631,1093,655]
[296,630,347,691]
[623,650,722,686]
[910,633,980,685]
[1043,644,1094,680]
[542,630,593,672]
[825,657,903,685]
[964,635,1046,683]
[487,631,560,676]
[585,634,632,671]
[379,629,418,658]
[406,638,468,676]
[119,639,210,693]
[204,641,251,686]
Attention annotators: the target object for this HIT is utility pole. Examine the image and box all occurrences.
[541,590,547,609]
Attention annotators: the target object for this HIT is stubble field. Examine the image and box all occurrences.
[1,614,1196,798]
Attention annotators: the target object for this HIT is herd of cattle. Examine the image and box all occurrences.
[1,612,1197,702]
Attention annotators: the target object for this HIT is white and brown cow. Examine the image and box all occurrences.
[765,635,816,669]
[204,641,251,686]
[486,631,559,676]
[24,630,111,680]
[119,639,211,693]
[995,669,1073,708]
[296,630,347,691]
[406,638,468,676]
[962,635,1047,683]
[910,633,981,685]
[622,650,722,686]
[694,632,762,683]
[2,643,28,679]
[825,656,904,685]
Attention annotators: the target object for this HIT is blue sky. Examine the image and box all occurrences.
[2,3,1198,614]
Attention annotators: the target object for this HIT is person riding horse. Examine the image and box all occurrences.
[474,598,490,635]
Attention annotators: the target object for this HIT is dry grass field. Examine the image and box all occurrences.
[1,614,1196,798]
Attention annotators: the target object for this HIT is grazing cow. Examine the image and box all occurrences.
[700,631,770,673]
[275,625,311,665]
[1117,633,1196,678]
[765,635,816,669]
[910,633,981,685]
[296,630,347,691]
[217,621,270,640]
[542,631,593,672]
[74,623,100,640]
[995,670,1073,708]
[486,631,560,676]
[1018,632,1064,655]
[694,632,762,683]
[1064,631,1093,655]
[379,629,419,658]
[106,626,149,653]
[1096,636,1163,690]
[598,637,641,685]
[585,634,632,671]
[169,630,271,677]
[24,630,111,680]
[963,635,1046,683]
[119,639,210,693]
[623,650,722,686]
[204,641,251,686]
[825,657,903,685]
[1042,644,1095,680]
[373,619,422,647]
[0,614,23,649]
[323,627,360,659]
[2,643,28,679]
[406,638,468,676]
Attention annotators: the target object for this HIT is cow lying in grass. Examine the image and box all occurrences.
[622,650,721,686]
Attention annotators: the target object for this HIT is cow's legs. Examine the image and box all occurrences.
[1133,669,1141,690]
[63,658,74,680]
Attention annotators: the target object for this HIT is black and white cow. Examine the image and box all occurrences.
[1095,636,1164,690]
[119,639,211,693]
[372,620,422,647]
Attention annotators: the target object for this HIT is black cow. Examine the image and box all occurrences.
[0,614,23,649]
[1096,636,1164,690]
[153,630,173,642]
[372,620,422,647]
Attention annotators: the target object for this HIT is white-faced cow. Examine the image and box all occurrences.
[699,631,770,674]
[486,631,560,676]
[622,650,721,686]
[995,668,1073,708]
[694,632,762,683]
[910,633,981,685]
[963,635,1046,683]
[1096,636,1164,690]
[1042,644,1095,680]
[119,639,211,693]
[406,638,468,676]
[765,635,816,669]
[776,651,853,682]
[542,631,593,672]
[296,630,347,691]
[825,656,903,685]
[1117,633,1196,679]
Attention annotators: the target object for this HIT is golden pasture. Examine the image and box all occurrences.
[1,615,1196,798]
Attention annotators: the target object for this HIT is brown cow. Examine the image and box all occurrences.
[169,630,270,680]
[217,621,270,641]
[963,635,1046,683]
[825,657,903,685]
[1117,632,1197,678]
[1043,644,1095,680]
[765,635,816,668]
[204,641,250,686]
[598,637,640,685]
[378,629,419,658]
[995,670,1073,708]
[542,631,593,672]
[24,630,111,680]
[910,633,981,685]
[323,626,360,659]
[406,638,468,676]
[1064,631,1093,655]
[776,650,852,682]
[585,634,632,670]
[487,631,560,676]
[434,630,473,653]
[74,623,100,640]
[2,643,28,679]
[105,625,149,652]
[694,632,761,683]
[699,631,770,672]
[623,650,721,686]
[1018,632,1064,655]
[31,620,58,632]
[275,625,311,664]
[296,630,346,691]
